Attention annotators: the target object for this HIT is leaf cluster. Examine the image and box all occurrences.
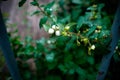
[7,0,114,79]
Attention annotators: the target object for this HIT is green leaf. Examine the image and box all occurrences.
[87,56,94,65]
[72,0,82,4]
[58,64,67,73]
[66,22,77,27]
[44,1,55,10]
[39,16,48,28]
[77,16,85,29]
[24,71,31,79]
[86,25,96,36]
[43,24,50,31]
[75,66,86,75]
[31,10,40,16]
[45,52,54,62]
[60,15,70,23]
[68,69,75,74]
[45,75,61,80]
[64,37,76,51]
[64,54,73,62]
[47,61,57,70]
[30,1,39,6]
[25,36,32,42]
[36,43,44,52]
[75,47,87,64]
[72,9,81,21]
[43,1,55,15]
[18,0,27,7]
[36,38,46,45]
[56,36,69,47]
[56,23,65,31]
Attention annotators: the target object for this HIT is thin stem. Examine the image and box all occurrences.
[68,31,92,46]
[36,3,57,24]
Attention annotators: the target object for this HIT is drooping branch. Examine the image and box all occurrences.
[96,2,120,80]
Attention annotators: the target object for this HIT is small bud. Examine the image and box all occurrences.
[91,45,95,50]
[83,38,88,41]
[65,26,70,31]
[94,15,97,19]
[62,31,67,36]
[97,26,102,30]
[52,25,56,29]
[55,30,61,36]
[95,30,98,33]
[83,38,89,45]
[93,4,97,8]
[56,26,59,29]
[95,30,100,33]
[86,29,89,32]
[48,28,54,34]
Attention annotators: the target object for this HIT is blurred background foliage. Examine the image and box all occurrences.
[1,0,120,80]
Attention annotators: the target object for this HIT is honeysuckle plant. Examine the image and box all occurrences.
[7,0,114,79]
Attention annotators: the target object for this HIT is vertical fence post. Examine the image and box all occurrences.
[0,6,21,80]
[96,2,120,80]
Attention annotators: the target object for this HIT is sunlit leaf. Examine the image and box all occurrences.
[66,22,77,27]
[43,24,50,31]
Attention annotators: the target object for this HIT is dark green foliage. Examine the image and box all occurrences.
[39,16,48,28]
[19,0,27,7]
[30,1,39,6]
[6,0,119,80]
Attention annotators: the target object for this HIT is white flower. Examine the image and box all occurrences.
[55,30,61,36]
[48,28,54,34]
[91,45,95,50]
[52,25,56,29]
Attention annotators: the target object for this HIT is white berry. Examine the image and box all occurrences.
[48,28,54,34]
[55,30,61,36]
[52,25,56,29]
[91,45,95,50]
